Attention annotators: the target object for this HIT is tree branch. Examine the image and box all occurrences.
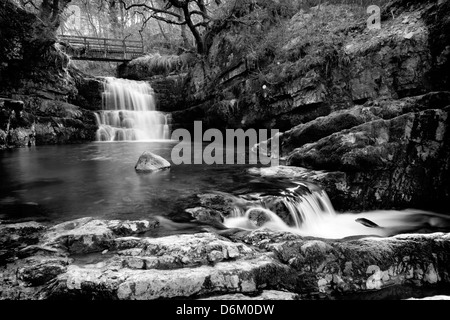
[152,15,187,25]
[119,1,182,20]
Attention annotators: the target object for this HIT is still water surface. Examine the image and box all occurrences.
[0,141,267,223]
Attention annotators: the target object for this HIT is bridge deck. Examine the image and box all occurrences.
[58,35,145,62]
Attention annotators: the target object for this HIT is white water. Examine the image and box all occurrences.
[224,183,339,235]
[95,77,171,141]
[223,184,450,239]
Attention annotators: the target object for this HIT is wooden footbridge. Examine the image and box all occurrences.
[58,35,145,62]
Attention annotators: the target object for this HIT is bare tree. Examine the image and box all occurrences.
[119,0,218,54]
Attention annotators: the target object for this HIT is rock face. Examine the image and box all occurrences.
[0,97,97,149]
[259,92,450,157]
[283,105,450,212]
[160,0,449,134]
[69,75,105,112]
[0,99,34,149]
[135,151,171,173]
[149,75,188,113]
[0,1,98,150]
[1,217,450,300]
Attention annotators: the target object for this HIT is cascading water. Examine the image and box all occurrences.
[223,179,450,239]
[224,181,338,233]
[95,77,171,142]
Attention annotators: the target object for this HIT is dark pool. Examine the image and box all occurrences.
[0,141,272,224]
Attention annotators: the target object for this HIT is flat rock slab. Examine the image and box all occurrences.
[42,217,159,254]
[93,232,259,270]
[50,255,289,300]
[203,290,300,300]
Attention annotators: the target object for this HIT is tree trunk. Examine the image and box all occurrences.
[33,0,70,47]
[179,7,190,49]
[108,0,120,38]
[182,5,204,54]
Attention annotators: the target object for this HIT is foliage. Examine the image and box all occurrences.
[248,4,370,85]
[69,60,120,77]
[207,0,301,63]
[206,0,393,85]
[128,52,192,76]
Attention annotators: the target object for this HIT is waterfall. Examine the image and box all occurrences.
[222,179,450,238]
[95,77,171,142]
[223,181,337,233]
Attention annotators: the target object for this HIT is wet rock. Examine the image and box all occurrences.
[249,166,318,179]
[149,75,189,112]
[70,77,104,111]
[17,257,69,286]
[114,233,257,269]
[202,290,299,300]
[29,98,98,145]
[259,196,297,227]
[0,129,6,148]
[234,229,303,250]
[107,219,159,236]
[0,222,46,248]
[247,208,273,228]
[286,108,450,211]
[197,193,241,217]
[42,218,159,254]
[49,255,291,300]
[0,221,46,264]
[287,109,449,171]
[135,151,171,173]
[42,218,113,254]
[185,207,225,227]
[0,218,450,300]
[7,128,35,147]
[423,263,439,284]
[257,92,450,159]
[257,232,450,294]
[0,96,96,149]
[268,106,379,157]
[2,217,450,300]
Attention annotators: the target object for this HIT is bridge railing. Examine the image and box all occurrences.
[58,35,145,62]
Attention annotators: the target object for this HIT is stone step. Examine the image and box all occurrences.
[50,255,292,300]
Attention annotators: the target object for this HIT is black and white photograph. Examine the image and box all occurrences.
[1,0,450,312]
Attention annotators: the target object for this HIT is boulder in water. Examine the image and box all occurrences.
[135,151,171,173]
[185,207,225,228]
[247,208,272,228]
[197,193,242,217]
[356,218,382,229]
